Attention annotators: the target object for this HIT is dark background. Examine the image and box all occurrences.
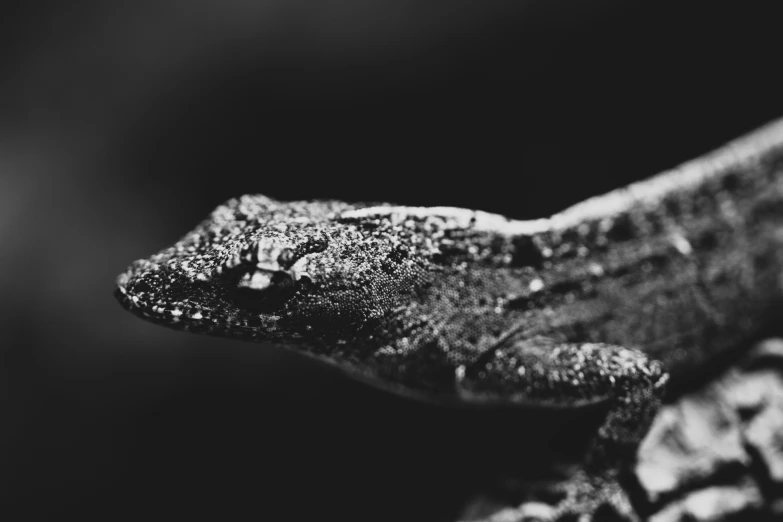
[4,2,783,520]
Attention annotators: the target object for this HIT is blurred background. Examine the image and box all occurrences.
[4,1,783,520]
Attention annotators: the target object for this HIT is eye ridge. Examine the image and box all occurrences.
[276,235,329,270]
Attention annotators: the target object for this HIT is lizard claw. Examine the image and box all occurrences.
[459,471,639,522]
[544,470,638,522]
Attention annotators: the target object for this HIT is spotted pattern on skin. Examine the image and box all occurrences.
[116,195,540,396]
[117,118,783,402]
[114,118,783,522]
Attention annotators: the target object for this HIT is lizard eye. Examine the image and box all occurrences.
[277,248,295,268]
[231,269,297,313]
[224,234,328,314]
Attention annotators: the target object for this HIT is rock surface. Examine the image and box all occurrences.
[635,339,783,521]
[457,340,783,521]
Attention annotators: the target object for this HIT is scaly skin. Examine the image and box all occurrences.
[116,118,783,520]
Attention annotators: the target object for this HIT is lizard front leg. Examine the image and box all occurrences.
[456,339,668,521]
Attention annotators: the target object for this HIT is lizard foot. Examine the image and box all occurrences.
[515,470,637,522]
[542,470,638,522]
[459,470,639,522]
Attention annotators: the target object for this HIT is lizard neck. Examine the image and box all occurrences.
[500,117,783,371]
[300,119,783,401]
[506,118,783,236]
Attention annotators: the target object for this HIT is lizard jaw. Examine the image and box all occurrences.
[114,268,289,340]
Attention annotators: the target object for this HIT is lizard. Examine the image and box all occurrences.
[115,118,783,521]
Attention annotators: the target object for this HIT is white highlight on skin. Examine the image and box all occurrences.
[247,271,273,290]
[589,262,605,277]
[528,278,545,292]
[550,118,783,230]
[341,118,783,238]
[670,232,693,256]
[339,206,550,236]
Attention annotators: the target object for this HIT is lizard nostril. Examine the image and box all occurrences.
[131,279,153,295]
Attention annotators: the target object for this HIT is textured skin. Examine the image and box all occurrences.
[116,118,783,520]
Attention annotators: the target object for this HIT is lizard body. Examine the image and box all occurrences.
[116,118,783,520]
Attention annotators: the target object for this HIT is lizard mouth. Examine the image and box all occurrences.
[115,263,289,336]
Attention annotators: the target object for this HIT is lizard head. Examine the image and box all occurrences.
[115,195,452,338]
[116,194,525,397]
